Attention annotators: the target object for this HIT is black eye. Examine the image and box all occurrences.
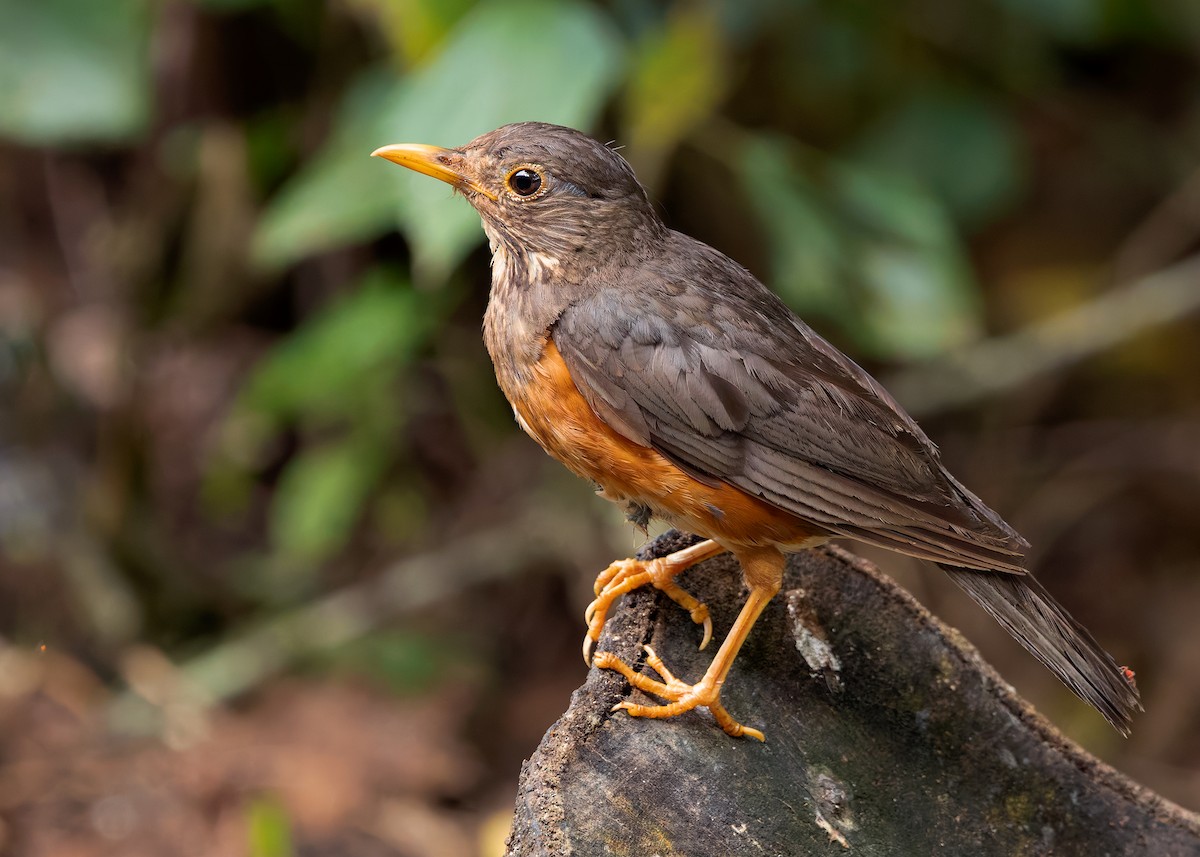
[507,167,543,197]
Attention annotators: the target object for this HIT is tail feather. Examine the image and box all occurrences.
[938,565,1141,735]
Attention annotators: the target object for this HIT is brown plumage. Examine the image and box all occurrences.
[373,122,1140,739]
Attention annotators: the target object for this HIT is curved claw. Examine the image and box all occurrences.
[585,567,713,654]
[588,543,774,742]
[640,645,679,684]
[593,559,632,596]
[697,613,713,651]
[598,646,765,740]
[584,541,724,673]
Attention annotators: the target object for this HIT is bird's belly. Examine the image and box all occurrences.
[501,337,825,551]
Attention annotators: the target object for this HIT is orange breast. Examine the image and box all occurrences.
[506,338,825,551]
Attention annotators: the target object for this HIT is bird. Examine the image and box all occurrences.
[372,122,1140,741]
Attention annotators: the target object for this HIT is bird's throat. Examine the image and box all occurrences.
[482,248,568,394]
[484,223,564,288]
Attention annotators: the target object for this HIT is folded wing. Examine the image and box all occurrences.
[553,240,1027,572]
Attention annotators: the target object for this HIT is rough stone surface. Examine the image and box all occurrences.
[507,531,1200,856]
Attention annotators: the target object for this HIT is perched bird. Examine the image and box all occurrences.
[373,123,1140,740]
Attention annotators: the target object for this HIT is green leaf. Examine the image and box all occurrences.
[622,7,728,187]
[252,69,404,270]
[737,134,982,359]
[255,0,624,279]
[345,0,477,65]
[834,161,982,356]
[269,432,387,563]
[854,241,978,357]
[237,266,436,422]
[247,798,294,857]
[214,266,442,566]
[853,92,1026,228]
[385,0,625,283]
[739,136,843,314]
[0,0,152,144]
[312,630,467,695]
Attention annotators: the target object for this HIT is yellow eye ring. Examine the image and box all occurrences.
[504,164,548,200]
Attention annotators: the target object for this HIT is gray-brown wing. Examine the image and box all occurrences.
[553,244,1027,571]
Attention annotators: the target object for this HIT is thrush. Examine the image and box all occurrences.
[373,122,1140,740]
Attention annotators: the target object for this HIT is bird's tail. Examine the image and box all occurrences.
[938,565,1141,735]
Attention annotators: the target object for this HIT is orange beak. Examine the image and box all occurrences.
[371,143,497,200]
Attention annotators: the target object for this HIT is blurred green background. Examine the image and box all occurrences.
[2,0,1200,853]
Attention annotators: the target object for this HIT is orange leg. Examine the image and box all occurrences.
[583,539,725,664]
[593,546,784,741]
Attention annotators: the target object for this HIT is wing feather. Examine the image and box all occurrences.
[553,235,1028,571]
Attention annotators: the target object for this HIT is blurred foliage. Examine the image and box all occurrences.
[208,266,439,575]
[622,5,728,188]
[0,0,152,144]
[255,0,623,280]
[2,0,1200,846]
[309,629,474,696]
[853,90,1025,229]
[247,798,295,857]
[737,133,981,356]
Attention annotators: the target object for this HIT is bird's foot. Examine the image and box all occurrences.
[594,645,764,741]
[583,555,711,664]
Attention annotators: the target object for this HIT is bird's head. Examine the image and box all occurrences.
[373,122,664,276]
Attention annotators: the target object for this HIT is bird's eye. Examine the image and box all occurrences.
[506,166,545,199]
